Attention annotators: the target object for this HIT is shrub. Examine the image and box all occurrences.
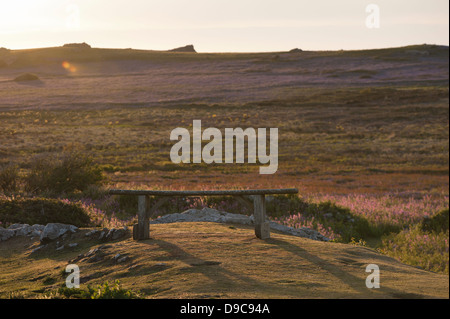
[25,151,104,196]
[274,199,373,242]
[380,224,449,274]
[0,197,91,227]
[0,163,20,194]
[421,209,449,233]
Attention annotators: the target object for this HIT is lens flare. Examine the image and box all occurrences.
[62,61,76,73]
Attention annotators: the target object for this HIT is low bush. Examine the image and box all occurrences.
[25,151,104,196]
[0,197,91,227]
[380,224,449,274]
[421,209,449,233]
[275,199,373,242]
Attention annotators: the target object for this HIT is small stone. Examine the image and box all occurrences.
[113,253,122,261]
[98,228,109,240]
[31,245,47,253]
[117,256,129,263]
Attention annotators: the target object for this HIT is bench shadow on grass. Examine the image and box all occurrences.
[142,238,278,297]
[139,236,419,298]
[265,238,427,299]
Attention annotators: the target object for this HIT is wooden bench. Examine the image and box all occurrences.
[108,188,298,240]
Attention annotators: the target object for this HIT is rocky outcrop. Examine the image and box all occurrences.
[1,208,328,243]
[0,223,129,244]
[63,42,91,49]
[151,207,329,241]
[0,223,77,243]
[168,45,197,53]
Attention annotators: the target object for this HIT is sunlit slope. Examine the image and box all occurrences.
[0,222,448,299]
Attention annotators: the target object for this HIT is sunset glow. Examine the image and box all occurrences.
[0,0,448,52]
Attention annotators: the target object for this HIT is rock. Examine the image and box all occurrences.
[17,225,32,236]
[30,224,45,237]
[98,228,109,240]
[87,254,104,263]
[31,245,47,254]
[150,207,253,225]
[40,223,78,244]
[2,223,44,240]
[85,247,100,257]
[8,224,32,236]
[85,229,100,237]
[0,227,14,242]
[168,45,197,53]
[289,48,303,53]
[7,224,24,230]
[68,243,78,248]
[105,227,128,241]
[117,256,130,263]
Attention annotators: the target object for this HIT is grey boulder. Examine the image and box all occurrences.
[40,223,78,244]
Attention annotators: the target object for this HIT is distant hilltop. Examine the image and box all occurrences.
[61,42,197,53]
[0,43,447,70]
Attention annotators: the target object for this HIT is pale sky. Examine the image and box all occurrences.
[0,0,448,52]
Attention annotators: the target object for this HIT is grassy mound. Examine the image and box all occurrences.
[0,197,91,227]
[13,73,40,82]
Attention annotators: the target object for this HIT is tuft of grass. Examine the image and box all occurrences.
[47,280,141,299]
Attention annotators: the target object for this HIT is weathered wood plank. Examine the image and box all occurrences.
[109,188,298,197]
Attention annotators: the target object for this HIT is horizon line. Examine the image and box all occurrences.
[5,42,449,54]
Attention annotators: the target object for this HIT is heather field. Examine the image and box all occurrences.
[0,44,449,297]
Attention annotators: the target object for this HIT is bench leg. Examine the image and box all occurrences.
[133,195,150,240]
[253,195,270,239]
